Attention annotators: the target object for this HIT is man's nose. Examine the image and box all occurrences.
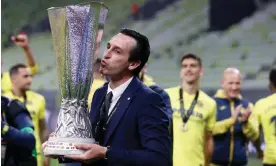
[186,67,192,72]
[103,49,111,59]
[28,76,33,82]
[232,84,238,90]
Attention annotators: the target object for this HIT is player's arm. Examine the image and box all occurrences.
[242,103,259,142]
[253,131,263,159]
[204,103,216,166]
[39,119,51,166]
[2,121,36,150]
[38,98,48,143]
[212,118,234,135]
[252,101,263,159]
[1,100,36,150]
[204,131,213,166]
[11,33,38,75]
[39,119,48,143]
[38,98,51,166]
[213,105,242,135]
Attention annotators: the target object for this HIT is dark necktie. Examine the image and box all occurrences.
[96,91,113,145]
[104,91,113,121]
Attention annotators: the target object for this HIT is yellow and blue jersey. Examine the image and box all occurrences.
[211,89,259,166]
[254,93,276,165]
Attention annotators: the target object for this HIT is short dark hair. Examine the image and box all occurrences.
[120,28,150,76]
[9,63,28,77]
[269,68,276,88]
[180,53,202,67]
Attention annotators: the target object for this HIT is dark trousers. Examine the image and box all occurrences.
[264,164,276,166]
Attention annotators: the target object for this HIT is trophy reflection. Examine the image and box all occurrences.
[43,2,108,155]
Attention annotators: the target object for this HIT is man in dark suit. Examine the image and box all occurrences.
[66,29,172,166]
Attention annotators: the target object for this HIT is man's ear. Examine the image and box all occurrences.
[200,68,203,77]
[10,75,16,84]
[220,79,225,88]
[128,60,141,71]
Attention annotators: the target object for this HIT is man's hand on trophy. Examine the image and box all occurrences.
[41,141,59,159]
[42,141,47,150]
[42,133,60,159]
[65,143,107,164]
[41,132,56,150]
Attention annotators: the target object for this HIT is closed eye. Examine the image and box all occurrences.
[116,49,121,54]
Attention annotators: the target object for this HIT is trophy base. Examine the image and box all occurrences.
[44,136,95,156]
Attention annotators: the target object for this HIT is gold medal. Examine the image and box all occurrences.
[182,122,188,131]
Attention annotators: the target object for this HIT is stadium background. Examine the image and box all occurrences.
[2,0,276,165]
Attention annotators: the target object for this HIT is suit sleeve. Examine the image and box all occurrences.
[150,85,173,119]
[89,88,101,113]
[161,89,173,120]
[107,93,172,166]
[242,103,259,141]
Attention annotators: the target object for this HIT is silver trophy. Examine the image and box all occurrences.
[43,2,108,155]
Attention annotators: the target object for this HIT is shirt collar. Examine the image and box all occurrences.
[214,89,242,99]
[107,77,133,102]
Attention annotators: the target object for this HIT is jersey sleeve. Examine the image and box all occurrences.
[38,97,46,120]
[28,64,38,76]
[206,101,217,132]
[212,118,234,135]
[253,100,262,124]
[242,103,259,141]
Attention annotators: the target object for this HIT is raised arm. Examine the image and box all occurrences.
[11,33,38,75]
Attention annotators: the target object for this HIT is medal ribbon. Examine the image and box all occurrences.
[179,88,199,124]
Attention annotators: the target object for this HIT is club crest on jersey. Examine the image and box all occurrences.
[219,105,227,111]
[197,100,204,108]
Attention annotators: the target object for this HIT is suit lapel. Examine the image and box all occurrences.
[104,77,142,145]
[90,85,107,133]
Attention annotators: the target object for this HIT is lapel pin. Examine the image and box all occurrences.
[127,97,130,100]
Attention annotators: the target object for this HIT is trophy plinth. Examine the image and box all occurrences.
[43,2,108,156]
[44,137,94,155]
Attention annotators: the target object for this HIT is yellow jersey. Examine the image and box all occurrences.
[166,86,217,166]
[254,93,276,165]
[3,90,46,166]
[88,78,105,110]
[1,64,38,93]
[142,74,156,87]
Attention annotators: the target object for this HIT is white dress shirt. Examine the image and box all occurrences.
[107,77,133,115]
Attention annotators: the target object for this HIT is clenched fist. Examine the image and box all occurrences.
[11,33,29,49]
